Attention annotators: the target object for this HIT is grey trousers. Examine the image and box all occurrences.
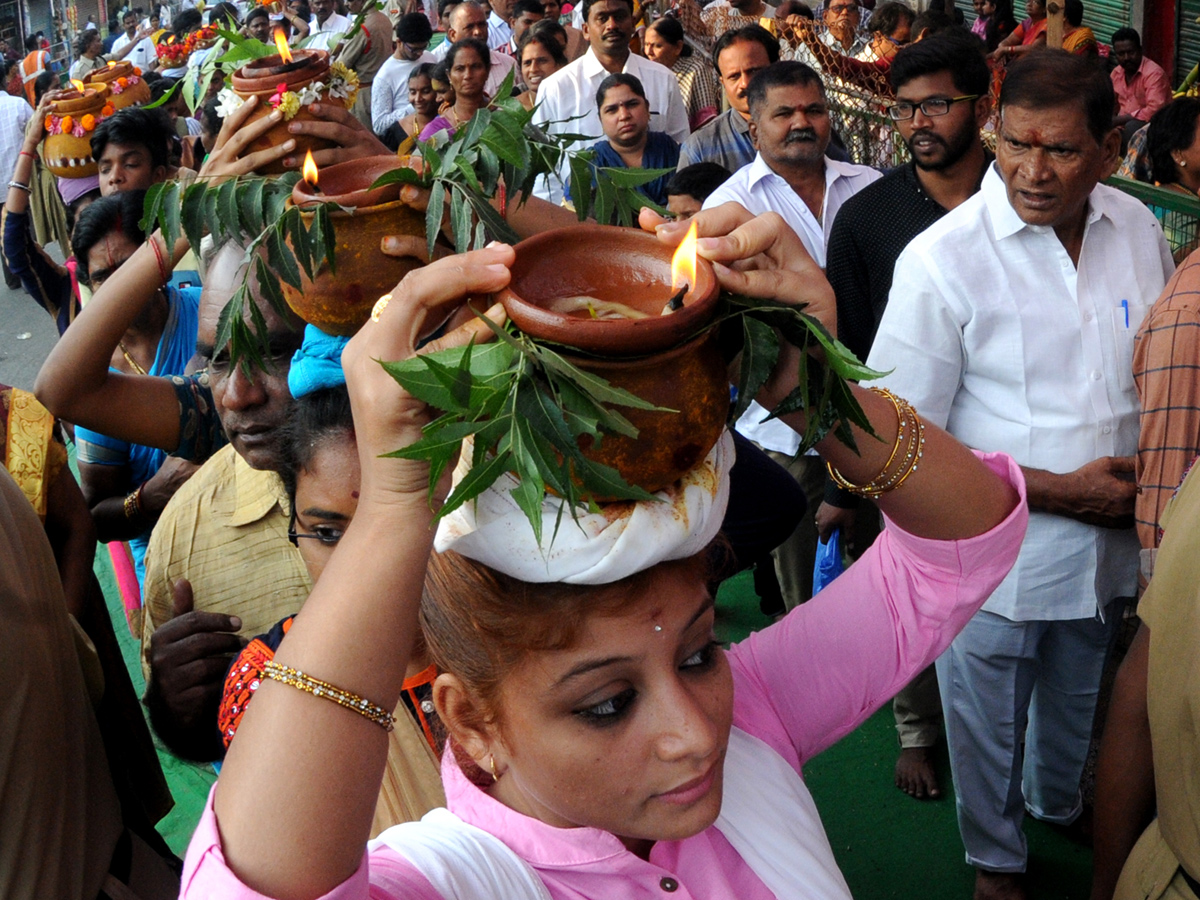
[936,607,1120,872]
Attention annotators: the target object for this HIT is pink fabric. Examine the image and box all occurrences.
[106,542,142,636]
[1111,56,1172,122]
[181,451,1029,900]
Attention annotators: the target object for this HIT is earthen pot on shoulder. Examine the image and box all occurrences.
[230,50,345,176]
[84,60,150,110]
[284,155,428,335]
[494,225,728,496]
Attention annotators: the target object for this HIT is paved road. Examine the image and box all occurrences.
[0,257,60,392]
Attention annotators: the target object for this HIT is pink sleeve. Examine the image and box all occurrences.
[1137,67,1172,120]
[180,787,445,900]
[727,451,1028,767]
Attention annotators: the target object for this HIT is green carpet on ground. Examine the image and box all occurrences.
[95,545,1093,893]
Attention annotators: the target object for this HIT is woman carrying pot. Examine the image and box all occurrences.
[180,203,1027,899]
[419,38,490,142]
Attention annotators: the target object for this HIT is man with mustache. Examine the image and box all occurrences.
[817,32,994,803]
[702,59,879,619]
[533,0,688,203]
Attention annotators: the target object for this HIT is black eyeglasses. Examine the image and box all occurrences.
[287,510,345,547]
[887,94,980,121]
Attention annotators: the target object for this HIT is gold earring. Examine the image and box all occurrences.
[489,755,498,782]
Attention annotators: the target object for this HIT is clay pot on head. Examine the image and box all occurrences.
[84,60,150,110]
[230,50,346,176]
[43,88,109,177]
[494,225,728,495]
[284,155,427,335]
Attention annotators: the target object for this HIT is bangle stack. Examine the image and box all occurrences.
[122,484,144,520]
[262,661,395,731]
[826,387,925,498]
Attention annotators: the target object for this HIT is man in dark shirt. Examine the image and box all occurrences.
[820,29,993,802]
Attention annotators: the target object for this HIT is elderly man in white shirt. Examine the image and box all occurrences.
[867,52,1173,900]
[487,0,514,48]
[430,1,517,95]
[533,0,688,203]
[308,0,354,51]
[702,59,879,612]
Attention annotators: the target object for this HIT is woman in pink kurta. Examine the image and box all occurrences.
[181,206,1026,900]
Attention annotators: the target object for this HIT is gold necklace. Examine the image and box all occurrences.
[119,342,148,375]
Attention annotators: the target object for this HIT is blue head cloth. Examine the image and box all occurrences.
[288,324,350,398]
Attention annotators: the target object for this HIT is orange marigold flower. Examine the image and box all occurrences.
[81,114,96,131]
[44,115,53,130]
[117,76,129,88]
[60,115,73,132]
[133,66,142,75]
[102,103,115,117]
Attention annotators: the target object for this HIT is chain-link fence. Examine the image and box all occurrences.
[1109,176,1200,264]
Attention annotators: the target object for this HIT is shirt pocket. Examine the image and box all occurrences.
[1112,301,1148,391]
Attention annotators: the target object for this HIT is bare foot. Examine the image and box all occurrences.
[973,870,1027,900]
[894,746,940,799]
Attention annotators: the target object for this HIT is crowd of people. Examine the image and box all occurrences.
[3,0,1200,899]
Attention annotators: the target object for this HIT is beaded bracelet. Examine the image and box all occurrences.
[122,485,143,520]
[262,661,395,731]
[827,387,925,498]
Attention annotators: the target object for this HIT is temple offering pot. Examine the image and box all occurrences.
[43,88,114,177]
[284,155,427,335]
[84,60,150,110]
[230,49,350,175]
[495,225,727,495]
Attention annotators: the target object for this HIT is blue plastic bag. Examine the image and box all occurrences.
[812,528,847,596]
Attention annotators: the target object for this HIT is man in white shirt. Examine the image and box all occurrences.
[487,0,514,49]
[534,0,688,203]
[703,59,878,614]
[429,1,516,95]
[371,13,435,134]
[866,52,1174,900]
[307,0,353,51]
[110,9,156,70]
[0,82,32,288]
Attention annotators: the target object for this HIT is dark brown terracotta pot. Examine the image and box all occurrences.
[43,88,108,177]
[230,50,344,175]
[283,156,427,335]
[84,60,150,110]
[494,224,728,494]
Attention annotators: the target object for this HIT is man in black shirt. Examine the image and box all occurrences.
[819,29,993,802]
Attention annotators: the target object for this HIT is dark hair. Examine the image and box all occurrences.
[910,8,953,38]
[91,106,174,171]
[65,188,102,236]
[24,34,39,51]
[75,27,101,55]
[1147,98,1200,185]
[33,71,57,105]
[518,28,567,66]
[408,61,438,84]
[439,0,460,21]
[1000,49,1114,144]
[746,60,823,116]
[867,1,914,36]
[890,26,989,97]
[72,189,147,283]
[666,162,732,201]
[445,37,491,75]
[431,60,450,85]
[208,1,240,27]
[528,17,567,47]
[245,6,270,24]
[712,24,779,77]
[279,386,355,501]
[513,0,544,18]
[122,9,138,20]
[397,11,434,42]
[580,0,633,25]
[775,0,814,19]
[983,0,1016,51]
[1111,26,1139,48]
[150,75,179,105]
[646,15,691,55]
[199,94,224,137]
[595,71,645,110]
[170,8,203,35]
[1064,0,1082,28]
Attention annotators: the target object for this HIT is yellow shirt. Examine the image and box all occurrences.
[140,443,312,679]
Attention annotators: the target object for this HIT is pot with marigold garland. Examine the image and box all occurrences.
[43,87,117,177]
[84,59,150,110]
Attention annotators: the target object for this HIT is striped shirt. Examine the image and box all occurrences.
[1134,250,1200,548]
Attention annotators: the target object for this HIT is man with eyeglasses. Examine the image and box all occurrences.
[820,29,992,808]
[867,50,1173,900]
[821,0,868,56]
[371,13,436,135]
[703,59,879,615]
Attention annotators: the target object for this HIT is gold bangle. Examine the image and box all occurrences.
[261,661,395,731]
[122,486,142,520]
[826,388,924,498]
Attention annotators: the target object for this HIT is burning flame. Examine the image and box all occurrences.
[302,150,319,187]
[70,78,85,92]
[274,27,293,64]
[107,59,115,67]
[671,220,699,292]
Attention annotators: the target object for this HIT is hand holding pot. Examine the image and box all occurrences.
[283,101,391,170]
[198,95,294,184]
